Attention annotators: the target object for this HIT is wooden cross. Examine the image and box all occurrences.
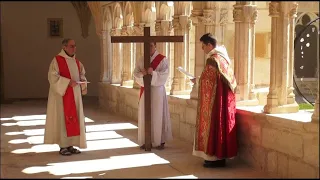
[111,26,183,151]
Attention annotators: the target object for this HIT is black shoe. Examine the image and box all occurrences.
[203,159,226,168]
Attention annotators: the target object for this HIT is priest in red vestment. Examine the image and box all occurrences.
[44,38,88,156]
[191,33,237,168]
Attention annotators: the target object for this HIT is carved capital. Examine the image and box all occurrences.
[155,21,161,33]
[121,26,129,36]
[172,16,181,30]
[133,23,145,36]
[110,29,116,36]
[243,6,258,23]
[269,2,280,17]
[220,8,228,25]
[288,3,298,18]
[190,15,203,26]
[179,15,189,31]
[233,5,243,22]
[160,20,170,33]
[202,9,216,25]
[126,26,134,35]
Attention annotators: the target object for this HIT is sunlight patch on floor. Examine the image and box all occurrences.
[22,153,170,176]
[162,175,198,179]
[61,177,92,179]
[4,123,138,137]
[11,138,139,154]
[1,118,94,127]
[8,131,124,145]
[85,123,138,132]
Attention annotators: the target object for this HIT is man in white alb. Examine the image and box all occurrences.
[133,42,173,150]
[44,38,88,156]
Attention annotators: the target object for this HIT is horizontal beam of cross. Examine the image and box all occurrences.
[111,36,184,43]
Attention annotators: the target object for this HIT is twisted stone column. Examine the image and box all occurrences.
[264,2,299,114]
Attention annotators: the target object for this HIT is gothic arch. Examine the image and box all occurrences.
[157,2,174,20]
[124,2,134,26]
[112,3,123,29]
[296,12,319,28]
[102,6,112,31]
[142,1,156,23]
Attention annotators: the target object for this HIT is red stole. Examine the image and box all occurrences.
[55,55,81,137]
[139,54,165,100]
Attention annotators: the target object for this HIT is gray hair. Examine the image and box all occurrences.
[62,38,73,47]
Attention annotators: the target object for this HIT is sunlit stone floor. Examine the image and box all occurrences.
[1,97,274,178]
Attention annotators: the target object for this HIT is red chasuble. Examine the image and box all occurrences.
[55,55,81,137]
[139,54,166,100]
[194,53,237,159]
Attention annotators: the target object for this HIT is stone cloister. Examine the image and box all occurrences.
[87,1,319,178]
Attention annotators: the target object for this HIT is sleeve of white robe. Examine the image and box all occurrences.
[133,57,145,87]
[79,61,88,95]
[151,57,169,86]
[48,57,70,96]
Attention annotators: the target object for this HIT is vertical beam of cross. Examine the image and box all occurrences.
[111,26,183,151]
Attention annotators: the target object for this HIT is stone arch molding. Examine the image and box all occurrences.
[142,2,156,24]
[296,12,319,28]
[112,3,124,29]
[71,1,92,38]
[102,6,112,31]
[157,2,174,21]
[124,2,134,26]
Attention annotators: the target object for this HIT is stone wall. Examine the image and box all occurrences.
[98,83,198,142]
[99,83,319,178]
[237,109,319,178]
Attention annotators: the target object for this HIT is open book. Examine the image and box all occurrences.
[177,67,195,79]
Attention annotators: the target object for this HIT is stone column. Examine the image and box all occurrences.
[190,10,205,99]
[156,20,173,92]
[110,28,123,84]
[219,7,229,45]
[264,2,299,114]
[120,26,134,87]
[132,23,145,89]
[99,30,111,83]
[233,2,259,106]
[170,15,190,95]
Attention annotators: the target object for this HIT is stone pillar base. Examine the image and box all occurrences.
[263,102,299,114]
[236,99,259,106]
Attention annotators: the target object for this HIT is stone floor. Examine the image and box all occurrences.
[1,98,273,178]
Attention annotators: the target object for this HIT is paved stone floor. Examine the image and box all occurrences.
[1,98,273,178]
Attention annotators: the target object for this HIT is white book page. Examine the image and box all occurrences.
[176,66,195,79]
